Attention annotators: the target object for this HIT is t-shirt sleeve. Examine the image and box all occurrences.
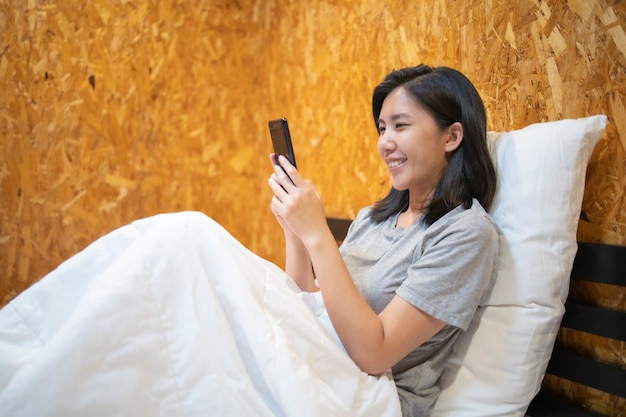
[395,210,499,331]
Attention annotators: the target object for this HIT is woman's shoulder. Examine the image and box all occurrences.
[430,199,498,239]
[342,206,388,243]
[353,206,373,222]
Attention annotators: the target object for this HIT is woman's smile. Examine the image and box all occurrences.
[387,158,407,169]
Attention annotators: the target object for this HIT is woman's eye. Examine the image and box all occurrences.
[395,123,408,129]
[378,126,386,134]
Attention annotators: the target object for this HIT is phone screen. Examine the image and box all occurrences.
[268,118,297,168]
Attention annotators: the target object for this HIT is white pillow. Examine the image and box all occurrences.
[431,115,608,417]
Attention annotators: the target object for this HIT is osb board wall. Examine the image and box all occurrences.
[1,0,624,414]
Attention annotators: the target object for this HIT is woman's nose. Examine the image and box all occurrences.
[379,131,395,150]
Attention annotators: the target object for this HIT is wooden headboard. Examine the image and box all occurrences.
[528,242,626,416]
[327,217,352,243]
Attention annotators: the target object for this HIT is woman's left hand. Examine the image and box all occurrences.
[267,155,328,247]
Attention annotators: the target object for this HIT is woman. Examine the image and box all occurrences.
[0,65,497,417]
[268,64,498,416]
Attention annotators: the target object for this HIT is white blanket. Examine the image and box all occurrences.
[0,211,400,417]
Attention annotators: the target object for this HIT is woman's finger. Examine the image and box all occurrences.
[277,155,303,186]
[268,174,291,203]
[273,164,299,194]
[267,175,282,197]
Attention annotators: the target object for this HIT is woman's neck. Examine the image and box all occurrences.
[396,209,422,228]
[396,190,433,228]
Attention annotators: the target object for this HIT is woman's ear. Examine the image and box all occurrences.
[444,122,464,152]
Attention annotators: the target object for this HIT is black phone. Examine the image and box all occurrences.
[268,118,297,168]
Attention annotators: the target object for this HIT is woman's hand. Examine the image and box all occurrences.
[268,153,295,237]
[267,154,296,237]
[267,154,327,247]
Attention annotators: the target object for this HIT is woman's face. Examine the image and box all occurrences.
[377,87,453,199]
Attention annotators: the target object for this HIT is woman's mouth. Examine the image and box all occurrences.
[387,159,407,168]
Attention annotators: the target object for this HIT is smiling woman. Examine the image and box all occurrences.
[268,64,499,416]
[370,65,496,229]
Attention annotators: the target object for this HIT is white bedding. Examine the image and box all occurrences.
[0,211,401,417]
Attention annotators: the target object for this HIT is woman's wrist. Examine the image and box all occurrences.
[302,227,336,259]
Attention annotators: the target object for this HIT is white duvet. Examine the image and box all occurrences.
[0,211,401,417]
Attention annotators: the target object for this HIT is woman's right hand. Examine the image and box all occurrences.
[268,154,317,292]
[268,154,298,239]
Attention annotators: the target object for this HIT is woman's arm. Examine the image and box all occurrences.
[268,156,445,375]
[304,231,445,375]
[284,233,317,292]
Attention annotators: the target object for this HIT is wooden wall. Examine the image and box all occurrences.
[1,0,624,415]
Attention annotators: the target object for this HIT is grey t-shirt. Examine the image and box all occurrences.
[339,199,499,416]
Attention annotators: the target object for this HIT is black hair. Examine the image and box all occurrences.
[370,64,496,226]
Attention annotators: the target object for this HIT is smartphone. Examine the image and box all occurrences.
[268,118,297,168]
